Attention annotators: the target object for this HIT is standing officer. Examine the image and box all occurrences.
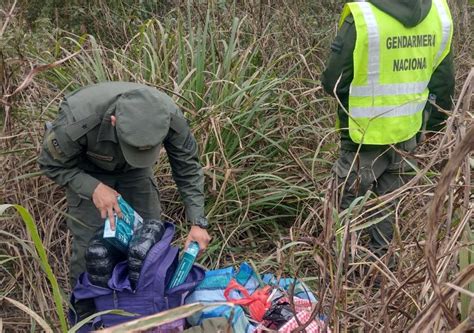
[321,0,454,257]
[38,82,211,287]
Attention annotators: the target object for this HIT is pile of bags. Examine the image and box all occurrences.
[185,262,330,333]
[74,230,330,332]
[71,198,330,332]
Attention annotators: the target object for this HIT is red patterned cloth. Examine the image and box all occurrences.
[254,297,330,333]
[277,310,329,333]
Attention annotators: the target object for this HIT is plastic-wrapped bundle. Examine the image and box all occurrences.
[263,301,294,329]
[127,219,165,290]
[85,228,125,287]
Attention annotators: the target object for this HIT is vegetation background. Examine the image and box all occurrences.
[0,0,473,331]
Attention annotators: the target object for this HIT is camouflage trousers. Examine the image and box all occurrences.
[65,168,161,288]
[334,137,417,256]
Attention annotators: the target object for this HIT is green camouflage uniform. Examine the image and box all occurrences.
[321,0,455,254]
[38,82,205,286]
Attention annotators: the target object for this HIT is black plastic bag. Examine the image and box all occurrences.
[263,302,295,329]
[85,228,124,288]
[127,219,165,289]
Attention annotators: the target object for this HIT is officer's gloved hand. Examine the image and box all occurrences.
[85,228,124,288]
[128,219,165,290]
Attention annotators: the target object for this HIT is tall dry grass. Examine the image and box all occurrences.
[1,0,473,331]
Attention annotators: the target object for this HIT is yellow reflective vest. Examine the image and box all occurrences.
[339,0,453,145]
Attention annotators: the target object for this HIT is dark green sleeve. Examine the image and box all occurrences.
[163,113,205,224]
[321,16,356,98]
[426,50,455,131]
[37,104,101,199]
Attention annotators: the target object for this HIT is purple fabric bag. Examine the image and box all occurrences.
[71,222,205,332]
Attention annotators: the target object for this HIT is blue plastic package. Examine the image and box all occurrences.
[103,196,143,252]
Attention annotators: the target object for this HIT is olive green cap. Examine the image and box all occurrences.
[115,88,171,168]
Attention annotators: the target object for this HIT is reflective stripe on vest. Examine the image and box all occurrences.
[433,0,452,65]
[350,100,428,119]
[339,0,453,145]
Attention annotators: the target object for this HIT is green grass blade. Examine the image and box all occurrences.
[0,204,67,332]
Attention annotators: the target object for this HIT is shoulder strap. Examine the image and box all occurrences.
[339,3,354,28]
[169,113,189,134]
[65,113,101,141]
[62,96,115,142]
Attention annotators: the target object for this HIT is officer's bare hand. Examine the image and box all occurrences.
[92,183,122,230]
[185,226,211,252]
